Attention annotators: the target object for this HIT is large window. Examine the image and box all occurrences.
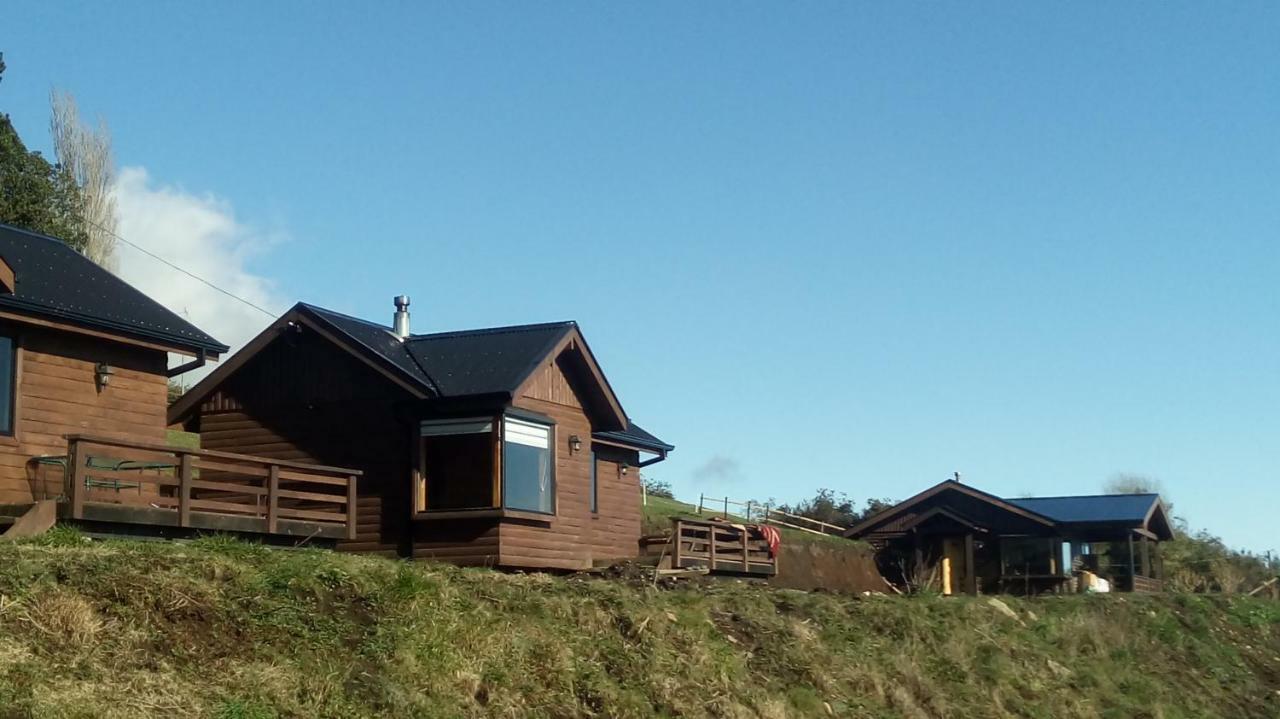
[418,419,495,511]
[503,417,554,514]
[0,335,14,436]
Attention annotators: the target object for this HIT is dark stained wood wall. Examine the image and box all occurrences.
[590,445,642,561]
[188,328,410,556]
[0,325,168,504]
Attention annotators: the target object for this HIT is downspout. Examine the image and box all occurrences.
[166,349,207,378]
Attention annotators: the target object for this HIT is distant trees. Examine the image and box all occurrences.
[774,488,894,528]
[642,476,674,499]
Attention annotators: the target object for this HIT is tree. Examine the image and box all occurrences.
[0,55,89,248]
[0,115,88,247]
[50,89,117,270]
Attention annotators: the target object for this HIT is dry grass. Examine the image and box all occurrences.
[0,530,1274,718]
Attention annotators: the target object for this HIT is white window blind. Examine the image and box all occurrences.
[504,417,550,449]
[420,418,493,436]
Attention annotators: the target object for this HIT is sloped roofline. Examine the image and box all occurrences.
[169,303,631,431]
[168,303,432,423]
[844,480,1059,539]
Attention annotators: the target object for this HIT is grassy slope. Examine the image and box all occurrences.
[0,531,1276,719]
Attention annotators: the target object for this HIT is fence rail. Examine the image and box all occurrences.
[695,493,848,536]
[63,434,360,540]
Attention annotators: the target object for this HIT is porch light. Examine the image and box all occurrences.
[568,434,582,454]
[94,362,114,391]
[619,462,630,477]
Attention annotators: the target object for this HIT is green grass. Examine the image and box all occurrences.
[0,530,1276,718]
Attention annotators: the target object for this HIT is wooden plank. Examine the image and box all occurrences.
[276,487,344,504]
[62,434,363,476]
[346,475,358,541]
[178,453,193,528]
[276,470,350,486]
[196,460,271,478]
[189,498,262,515]
[266,464,280,533]
[68,440,85,519]
[191,479,266,495]
[276,506,346,522]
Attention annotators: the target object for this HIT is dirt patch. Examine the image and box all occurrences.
[771,540,886,594]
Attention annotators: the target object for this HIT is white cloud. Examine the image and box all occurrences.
[112,167,287,382]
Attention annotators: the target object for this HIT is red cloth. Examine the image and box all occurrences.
[758,524,781,558]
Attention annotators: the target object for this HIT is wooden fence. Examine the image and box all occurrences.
[670,517,777,576]
[64,434,360,540]
[695,493,848,537]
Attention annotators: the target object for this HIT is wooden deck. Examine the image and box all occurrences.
[24,434,361,541]
[670,518,777,576]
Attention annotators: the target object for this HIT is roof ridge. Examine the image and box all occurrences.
[407,320,576,341]
[1010,493,1160,502]
[297,302,395,332]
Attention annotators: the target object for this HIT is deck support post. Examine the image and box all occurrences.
[178,453,194,528]
[1127,532,1137,592]
[67,439,85,520]
[708,523,717,570]
[346,475,358,541]
[964,532,977,596]
[266,465,280,534]
[672,519,683,568]
[741,526,750,571]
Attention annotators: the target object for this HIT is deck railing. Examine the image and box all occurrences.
[671,517,777,576]
[695,493,848,536]
[63,434,360,540]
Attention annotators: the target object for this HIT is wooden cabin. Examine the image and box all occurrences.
[0,223,362,542]
[844,479,1174,595]
[168,297,673,570]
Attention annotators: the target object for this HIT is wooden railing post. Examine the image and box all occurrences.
[741,526,749,571]
[67,438,85,519]
[672,520,682,568]
[723,496,729,516]
[346,474,358,541]
[697,494,703,515]
[708,524,717,570]
[266,465,280,534]
[178,453,194,528]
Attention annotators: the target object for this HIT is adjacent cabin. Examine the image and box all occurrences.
[0,223,365,542]
[844,479,1174,595]
[168,297,672,570]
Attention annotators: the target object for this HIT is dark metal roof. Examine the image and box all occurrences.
[594,422,674,453]
[406,322,573,397]
[0,223,228,354]
[1007,494,1161,525]
[300,303,672,451]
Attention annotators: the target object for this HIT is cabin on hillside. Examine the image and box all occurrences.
[845,479,1174,595]
[168,297,673,570]
[0,223,368,542]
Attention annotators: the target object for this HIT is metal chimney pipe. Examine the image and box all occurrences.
[393,295,411,339]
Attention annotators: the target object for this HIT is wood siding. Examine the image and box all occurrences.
[0,325,168,505]
[502,353,643,569]
[189,328,409,556]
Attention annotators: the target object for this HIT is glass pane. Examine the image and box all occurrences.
[0,336,12,434]
[423,432,494,510]
[589,453,597,513]
[504,440,552,513]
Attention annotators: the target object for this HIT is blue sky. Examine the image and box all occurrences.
[3,3,1277,552]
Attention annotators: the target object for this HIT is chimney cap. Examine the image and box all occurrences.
[394,295,410,309]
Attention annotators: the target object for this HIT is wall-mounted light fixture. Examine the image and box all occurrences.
[619,462,630,477]
[94,362,114,392]
[568,434,582,454]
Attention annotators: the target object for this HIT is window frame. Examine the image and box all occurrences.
[500,414,556,516]
[589,450,598,514]
[0,329,18,438]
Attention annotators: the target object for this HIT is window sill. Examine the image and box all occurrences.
[414,508,554,524]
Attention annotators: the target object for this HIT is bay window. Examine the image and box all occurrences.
[415,414,555,516]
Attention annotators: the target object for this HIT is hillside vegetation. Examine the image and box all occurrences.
[0,530,1277,719]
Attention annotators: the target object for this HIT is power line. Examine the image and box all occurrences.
[88,220,279,318]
